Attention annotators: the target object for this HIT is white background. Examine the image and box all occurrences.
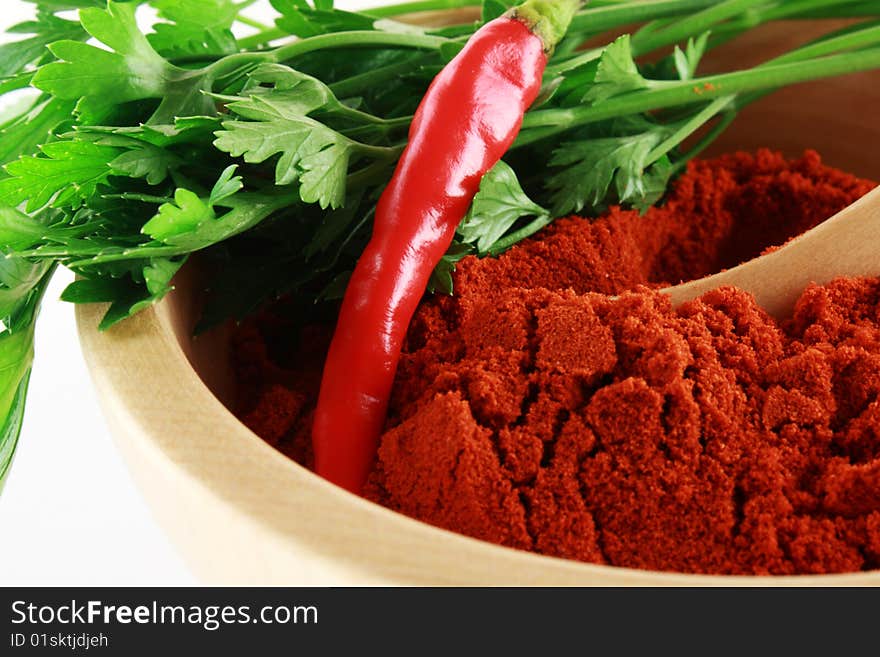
[0,0,388,586]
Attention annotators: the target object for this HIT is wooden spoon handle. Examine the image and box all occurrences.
[662,186,880,319]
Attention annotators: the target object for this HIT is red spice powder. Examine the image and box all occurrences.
[233,150,880,575]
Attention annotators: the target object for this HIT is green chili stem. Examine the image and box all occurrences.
[512,0,581,52]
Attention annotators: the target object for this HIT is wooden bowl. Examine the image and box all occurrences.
[77,20,880,585]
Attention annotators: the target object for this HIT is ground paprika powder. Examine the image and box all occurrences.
[233,149,880,575]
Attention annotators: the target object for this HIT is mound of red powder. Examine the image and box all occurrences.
[234,150,880,575]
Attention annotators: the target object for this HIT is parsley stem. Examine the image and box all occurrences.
[673,109,737,170]
[347,161,395,189]
[545,47,602,76]
[329,52,437,98]
[677,1,876,52]
[488,214,553,255]
[568,0,718,35]
[630,0,769,56]
[270,31,450,61]
[749,0,853,23]
[646,96,735,164]
[767,21,880,65]
[519,47,880,143]
[59,194,294,266]
[355,143,405,159]
[362,0,479,18]
[644,22,880,165]
[337,107,412,128]
[788,1,880,20]
[548,0,723,74]
[236,15,272,31]
[209,31,449,80]
[341,116,412,141]
[236,27,287,50]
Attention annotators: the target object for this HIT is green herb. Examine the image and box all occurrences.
[458,160,548,254]
[0,0,879,487]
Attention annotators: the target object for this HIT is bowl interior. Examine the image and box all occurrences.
[164,20,880,580]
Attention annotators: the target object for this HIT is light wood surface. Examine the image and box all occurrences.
[76,20,880,585]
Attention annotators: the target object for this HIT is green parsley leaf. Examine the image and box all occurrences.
[0,368,31,492]
[73,116,222,149]
[215,68,358,209]
[108,143,175,185]
[271,0,374,38]
[59,277,127,304]
[583,35,650,103]
[0,97,75,171]
[0,207,47,252]
[151,0,238,29]
[214,116,340,186]
[428,242,473,295]
[673,32,710,81]
[458,160,548,253]
[32,3,171,99]
[0,12,87,78]
[140,165,241,241]
[632,155,675,213]
[63,255,186,330]
[148,0,239,58]
[21,1,104,8]
[72,131,181,185]
[0,141,120,212]
[32,1,179,118]
[546,123,668,215]
[141,188,215,242]
[230,63,339,117]
[148,23,238,58]
[0,255,54,489]
[209,165,243,205]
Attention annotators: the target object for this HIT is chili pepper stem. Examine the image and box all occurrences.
[509,0,582,52]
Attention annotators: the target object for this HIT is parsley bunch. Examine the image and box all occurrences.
[1,0,879,487]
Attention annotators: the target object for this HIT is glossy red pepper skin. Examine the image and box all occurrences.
[313,17,547,493]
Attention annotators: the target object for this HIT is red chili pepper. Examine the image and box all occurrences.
[313,0,580,493]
